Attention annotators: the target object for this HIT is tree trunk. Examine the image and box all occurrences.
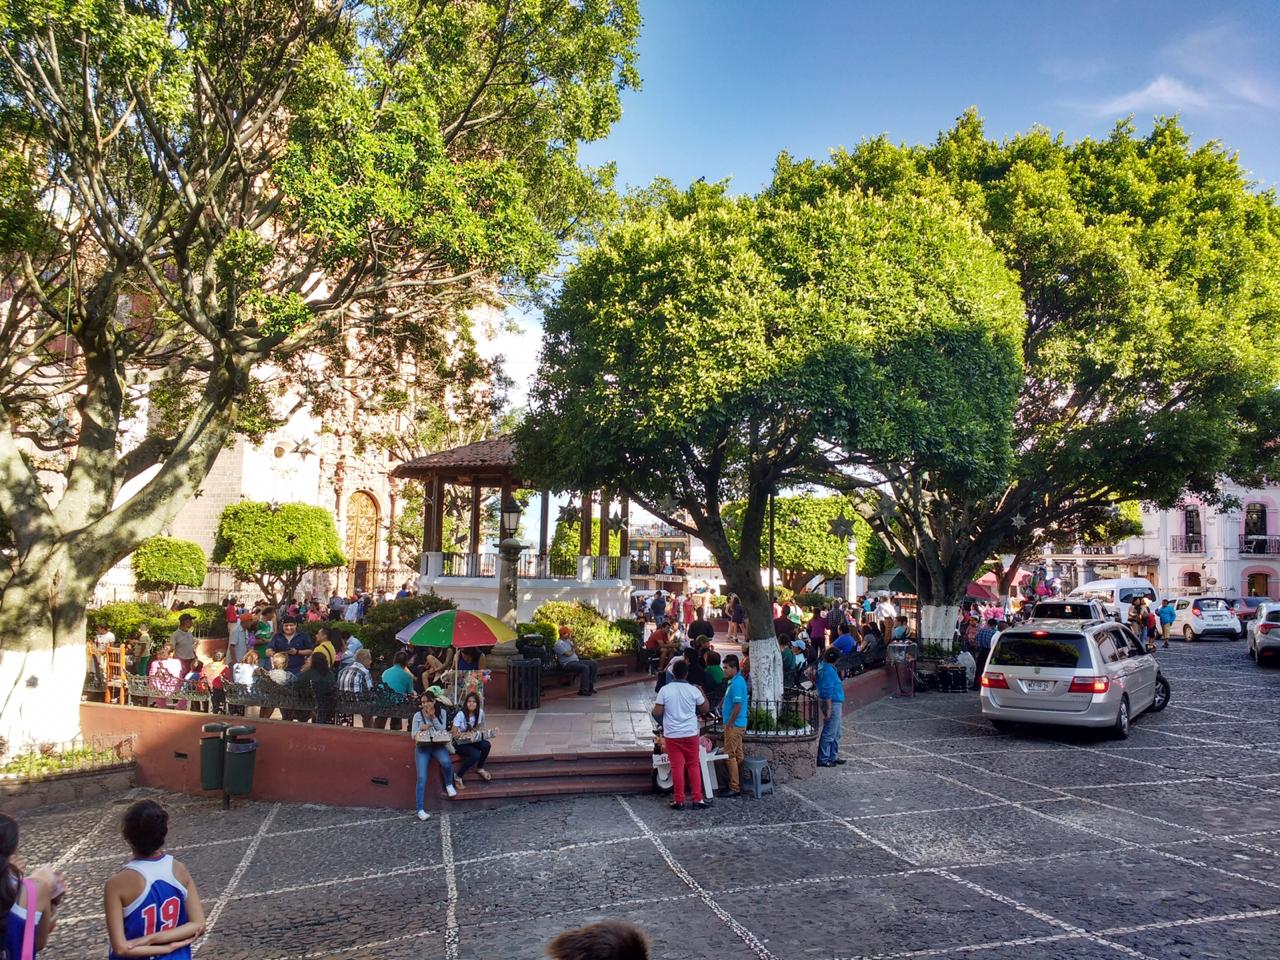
[920,602,962,651]
[0,554,95,752]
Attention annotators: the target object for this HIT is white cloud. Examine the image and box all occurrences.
[1087,74,1213,117]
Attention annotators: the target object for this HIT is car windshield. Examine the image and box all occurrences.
[990,632,1088,669]
[1194,599,1230,611]
[1118,587,1157,604]
[1030,603,1095,619]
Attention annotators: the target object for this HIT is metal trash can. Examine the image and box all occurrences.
[200,722,230,791]
[506,656,542,710]
[222,725,258,797]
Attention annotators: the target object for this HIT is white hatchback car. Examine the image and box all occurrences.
[1171,597,1243,641]
[1247,602,1280,662]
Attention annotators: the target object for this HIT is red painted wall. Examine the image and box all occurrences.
[81,703,452,811]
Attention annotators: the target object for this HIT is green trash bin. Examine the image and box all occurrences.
[200,722,231,791]
[222,725,257,796]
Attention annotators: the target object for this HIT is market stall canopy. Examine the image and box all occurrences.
[867,567,915,594]
[965,582,999,602]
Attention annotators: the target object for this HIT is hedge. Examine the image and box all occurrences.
[531,600,630,660]
[87,602,224,650]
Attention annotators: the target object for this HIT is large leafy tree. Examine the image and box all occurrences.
[518,179,1023,703]
[0,0,639,748]
[549,518,621,568]
[722,494,881,593]
[213,502,345,604]
[785,113,1280,637]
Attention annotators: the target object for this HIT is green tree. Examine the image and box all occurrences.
[791,113,1280,638]
[722,494,881,592]
[213,502,345,605]
[0,0,639,748]
[518,178,1023,704]
[549,518,622,568]
[130,536,208,606]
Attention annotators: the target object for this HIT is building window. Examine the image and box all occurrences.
[1183,572,1201,589]
[1184,507,1202,537]
[1247,572,1271,598]
[1245,504,1268,538]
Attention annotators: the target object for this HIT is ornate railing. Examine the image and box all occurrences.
[703,687,819,739]
[517,553,580,578]
[1171,535,1205,553]
[1240,536,1280,556]
[441,552,498,577]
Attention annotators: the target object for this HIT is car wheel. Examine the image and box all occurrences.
[1150,676,1171,712]
[1183,625,1195,642]
[1112,696,1131,740]
[991,719,1015,733]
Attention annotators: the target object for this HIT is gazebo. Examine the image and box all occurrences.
[390,436,632,620]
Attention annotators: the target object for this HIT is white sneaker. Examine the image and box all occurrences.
[445,784,457,799]
[416,809,431,821]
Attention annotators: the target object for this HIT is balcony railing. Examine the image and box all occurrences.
[1171,535,1205,554]
[1240,536,1280,556]
[440,552,498,578]
[1078,545,1119,556]
[517,553,580,579]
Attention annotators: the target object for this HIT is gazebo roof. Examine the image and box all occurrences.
[391,436,518,483]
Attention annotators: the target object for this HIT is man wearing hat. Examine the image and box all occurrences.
[553,626,598,696]
[228,610,258,667]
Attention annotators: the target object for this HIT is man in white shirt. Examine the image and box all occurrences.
[875,596,897,638]
[227,612,256,666]
[93,623,116,654]
[652,660,710,809]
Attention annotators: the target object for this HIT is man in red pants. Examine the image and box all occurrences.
[653,659,711,809]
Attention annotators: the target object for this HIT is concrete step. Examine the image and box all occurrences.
[479,757,652,782]
[447,773,654,809]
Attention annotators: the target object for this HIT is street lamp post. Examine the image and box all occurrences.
[497,495,524,630]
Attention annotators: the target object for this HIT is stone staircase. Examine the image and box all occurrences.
[448,748,654,810]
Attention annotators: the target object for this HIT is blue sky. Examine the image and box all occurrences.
[488,0,1280,404]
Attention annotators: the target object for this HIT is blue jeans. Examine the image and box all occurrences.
[455,739,491,777]
[818,704,843,764]
[414,744,453,809]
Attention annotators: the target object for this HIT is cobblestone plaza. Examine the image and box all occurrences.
[26,642,1280,960]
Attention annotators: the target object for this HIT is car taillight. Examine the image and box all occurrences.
[1069,676,1110,694]
[1262,623,1275,635]
[981,672,1009,689]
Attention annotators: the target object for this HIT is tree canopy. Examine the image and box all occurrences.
[549,518,622,567]
[130,535,207,598]
[518,175,1024,701]
[786,112,1280,618]
[212,502,345,603]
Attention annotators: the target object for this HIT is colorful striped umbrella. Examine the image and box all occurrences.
[395,609,516,649]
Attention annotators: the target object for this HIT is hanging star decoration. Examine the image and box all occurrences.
[786,515,801,529]
[292,439,316,460]
[268,500,282,513]
[46,413,75,442]
[655,495,679,517]
[1010,514,1027,530]
[193,488,205,499]
[556,503,580,525]
[828,512,855,540]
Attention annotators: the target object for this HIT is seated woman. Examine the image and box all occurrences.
[295,652,337,723]
[450,691,492,789]
[411,691,457,819]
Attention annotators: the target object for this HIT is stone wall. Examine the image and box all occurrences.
[736,732,818,784]
[0,763,137,813]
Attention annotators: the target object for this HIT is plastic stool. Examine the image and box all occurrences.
[741,757,774,799]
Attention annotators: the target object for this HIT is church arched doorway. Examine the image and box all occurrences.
[346,491,379,594]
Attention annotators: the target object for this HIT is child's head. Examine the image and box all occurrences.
[242,650,259,667]
[272,652,288,670]
[122,800,168,857]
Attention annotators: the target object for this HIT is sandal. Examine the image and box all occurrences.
[477,768,492,782]
[454,776,466,790]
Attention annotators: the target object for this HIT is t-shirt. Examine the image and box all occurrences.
[816,661,845,703]
[833,632,854,655]
[703,664,725,687]
[452,708,486,732]
[271,631,312,673]
[381,664,414,695]
[553,638,579,666]
[645,627,668,651]
[170,629,195,660]
[1158,604,1177,625]
[96,630,117,653]
[231,663,256,686]
[876,602,896,620]
[722,673,748,727]
[655,681,705,738]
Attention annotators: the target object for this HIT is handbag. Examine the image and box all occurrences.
[20,878,37,960]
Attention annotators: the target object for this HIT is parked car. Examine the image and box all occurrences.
[1232,597,1271,626]
[1065,578,1159,623]
[1170,596,1243,641]
[980,620,1170,739]
[1246,602,1280,662]
[1025,600,1114,622]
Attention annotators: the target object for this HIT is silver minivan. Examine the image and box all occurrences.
[980,620,1170,738]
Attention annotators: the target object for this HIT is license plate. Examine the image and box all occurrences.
[1026,680,1052,692]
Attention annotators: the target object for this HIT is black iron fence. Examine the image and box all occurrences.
[441,552,498,577]
[517,553,581,579]
[1171,535,1205,553]
[703,687,819,738]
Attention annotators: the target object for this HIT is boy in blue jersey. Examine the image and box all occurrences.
[104,800,205,958]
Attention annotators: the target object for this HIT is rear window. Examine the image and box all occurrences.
[990,632,1088,669]
[1119,587,1157,604]
[1030,603,1095,619]
[1194,599,1229,611]
[1266,610,1280,624]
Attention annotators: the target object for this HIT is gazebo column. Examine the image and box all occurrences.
[618,497,631,580]
[578,490,593,581]
[422,473,444,579]
[538,490,550,576]
[469,477,482,559]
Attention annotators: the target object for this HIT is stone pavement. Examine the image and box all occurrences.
[485,680,658,756]
[24,638,1280,959]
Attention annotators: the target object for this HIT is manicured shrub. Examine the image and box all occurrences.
[531,600,629,660]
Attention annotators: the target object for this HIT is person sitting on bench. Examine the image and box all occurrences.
[554,626,598,697]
